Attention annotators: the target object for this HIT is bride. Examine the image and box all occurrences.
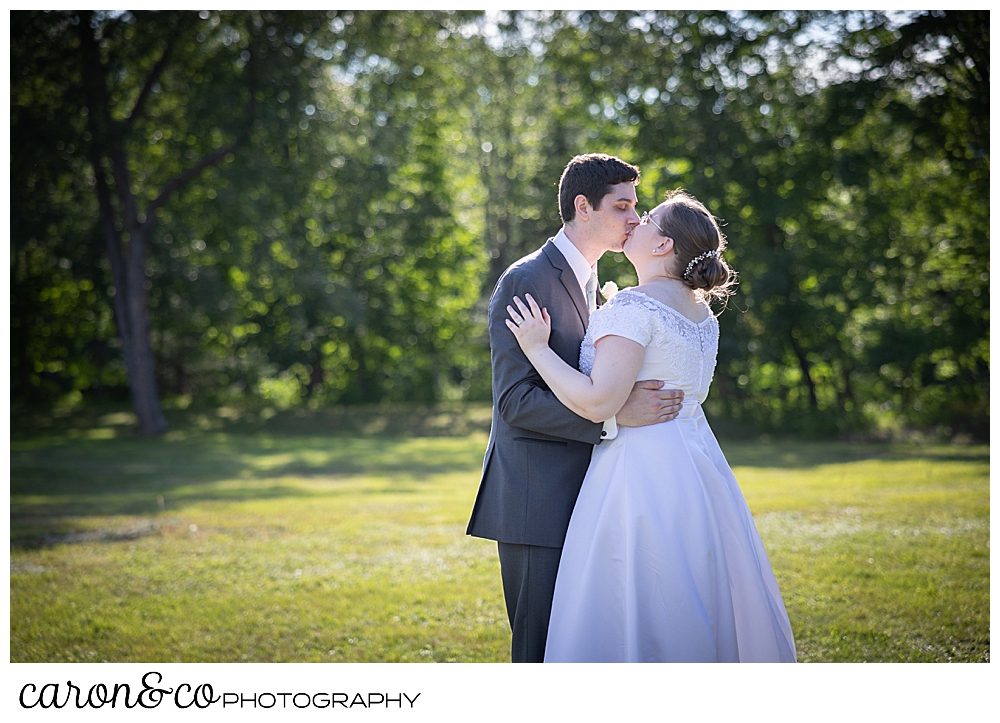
[505,190,796,662]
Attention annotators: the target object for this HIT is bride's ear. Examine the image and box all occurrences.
[651,237,674,256]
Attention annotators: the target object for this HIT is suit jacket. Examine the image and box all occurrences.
[467,240,604,548]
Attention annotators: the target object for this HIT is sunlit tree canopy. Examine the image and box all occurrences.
[11,10,988,437]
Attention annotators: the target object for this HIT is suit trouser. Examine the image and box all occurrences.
[497,542,563,663]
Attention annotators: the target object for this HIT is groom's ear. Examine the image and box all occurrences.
[573,194,591,221]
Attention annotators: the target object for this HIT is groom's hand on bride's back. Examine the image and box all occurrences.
[616,381,684,426]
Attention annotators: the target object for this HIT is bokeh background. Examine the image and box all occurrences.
[9,10,989,665]
[11,10,989,439]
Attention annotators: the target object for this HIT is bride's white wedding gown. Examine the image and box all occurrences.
[544,289,796,662]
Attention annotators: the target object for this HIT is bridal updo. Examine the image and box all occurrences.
[657,190,737,304]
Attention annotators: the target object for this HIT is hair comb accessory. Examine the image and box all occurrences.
[682,249,719,280]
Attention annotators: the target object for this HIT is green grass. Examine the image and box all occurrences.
[9,406,990,662]
[732,443,989,662]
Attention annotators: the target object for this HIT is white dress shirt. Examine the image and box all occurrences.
[551,228,619,440]
[552,228,595,300]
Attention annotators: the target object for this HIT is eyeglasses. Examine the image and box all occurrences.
[641,211,667,236]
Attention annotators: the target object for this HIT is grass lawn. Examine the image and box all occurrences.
[9,405,989,663]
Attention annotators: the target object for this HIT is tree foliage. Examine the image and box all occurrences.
[11,10,988,437]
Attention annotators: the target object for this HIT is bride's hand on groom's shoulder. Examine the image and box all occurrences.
[505,294,551,354]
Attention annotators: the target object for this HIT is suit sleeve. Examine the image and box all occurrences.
[489,269,604,445]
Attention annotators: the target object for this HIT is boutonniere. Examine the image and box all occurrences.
[600,280,619,301]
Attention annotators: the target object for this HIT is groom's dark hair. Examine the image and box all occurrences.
[558,153,640,224]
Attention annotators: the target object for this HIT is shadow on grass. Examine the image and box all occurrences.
[11,403,987,547]
[10,402,495,441]
[721,440,989,469]
[11,405,496,545]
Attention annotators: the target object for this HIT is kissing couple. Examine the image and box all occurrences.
[467,153,796,663]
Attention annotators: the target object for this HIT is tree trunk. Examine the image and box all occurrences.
[95,172,168,434]
[789,334,819,410]
[77,12,239,434]
[309,361,324,395]
[123,224,169,434]
[78,13,166,435]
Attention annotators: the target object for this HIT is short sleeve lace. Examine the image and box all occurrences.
[586,293,654,348]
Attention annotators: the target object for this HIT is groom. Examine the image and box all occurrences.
[467,153,684,662]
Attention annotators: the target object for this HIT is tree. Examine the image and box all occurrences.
[12,10,341,433]
[121,10,489,407]
[11,10,987,437]
[540,10,988,434]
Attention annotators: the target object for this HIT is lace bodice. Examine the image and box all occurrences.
[579,288,719,403]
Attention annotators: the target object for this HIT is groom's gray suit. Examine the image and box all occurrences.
[467,238,605,662]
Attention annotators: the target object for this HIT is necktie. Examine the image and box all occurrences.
[586,270,598,313]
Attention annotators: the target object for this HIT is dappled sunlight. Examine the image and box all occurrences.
[11,424,490,527]
[10,404,990,662]
[11,428,988,662]
[721,440,988,470]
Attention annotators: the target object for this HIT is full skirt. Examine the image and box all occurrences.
[544,405,796,662]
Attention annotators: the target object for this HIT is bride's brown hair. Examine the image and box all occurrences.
[657,190,737,305]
